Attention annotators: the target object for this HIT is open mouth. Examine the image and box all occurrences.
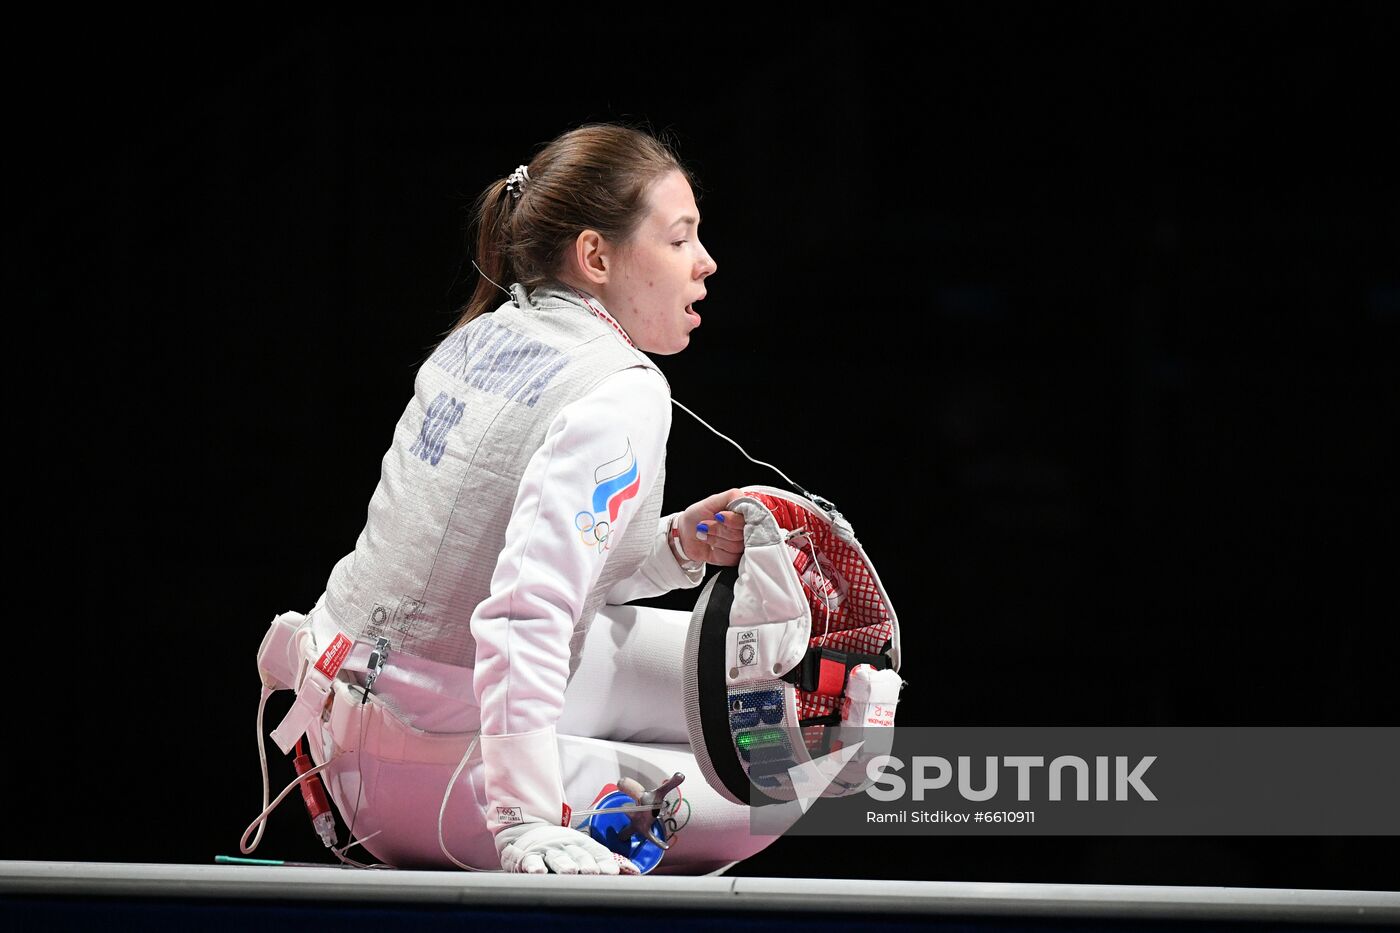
[685,303,702,324]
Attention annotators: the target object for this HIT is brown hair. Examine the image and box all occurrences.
[450,122,697,334]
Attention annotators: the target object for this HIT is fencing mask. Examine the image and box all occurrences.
[682,485,903,807]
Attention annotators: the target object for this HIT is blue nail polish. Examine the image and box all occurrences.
[713,512,726,523]
[697,522,709,533]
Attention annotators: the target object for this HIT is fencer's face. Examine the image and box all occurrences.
[606,170,717,355]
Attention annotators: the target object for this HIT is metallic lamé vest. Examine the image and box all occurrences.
[322,282,667,676]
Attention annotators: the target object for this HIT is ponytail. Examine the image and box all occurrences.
[455,178,517,329]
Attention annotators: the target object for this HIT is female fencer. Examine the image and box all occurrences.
[252,123,792,876]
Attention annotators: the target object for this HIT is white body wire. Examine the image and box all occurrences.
[438,732,496,871]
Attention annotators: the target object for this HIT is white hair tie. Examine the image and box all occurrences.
[505,164,530,199]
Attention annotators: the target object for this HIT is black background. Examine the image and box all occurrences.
[9,6,1397,889]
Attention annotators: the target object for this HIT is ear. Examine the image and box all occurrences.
[572,229,611,286]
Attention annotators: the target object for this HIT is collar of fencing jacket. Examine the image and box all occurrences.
[511,280,636,349]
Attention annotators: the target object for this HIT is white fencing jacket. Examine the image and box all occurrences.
[313,282,704,735]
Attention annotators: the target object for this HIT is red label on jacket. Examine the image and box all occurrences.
[315,633,352,678]
[561,803,572,827]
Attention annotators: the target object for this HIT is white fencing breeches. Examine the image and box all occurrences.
[303,603,793,875]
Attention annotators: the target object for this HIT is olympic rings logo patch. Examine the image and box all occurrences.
[575,509,612,553]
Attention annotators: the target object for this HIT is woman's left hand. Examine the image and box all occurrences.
[677,489,746,566]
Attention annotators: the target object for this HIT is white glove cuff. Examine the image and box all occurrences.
[480,726,569,835]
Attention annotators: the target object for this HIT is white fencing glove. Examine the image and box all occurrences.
[841,664,902,728]
[481,726,640,875]
[826,665,905,794]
